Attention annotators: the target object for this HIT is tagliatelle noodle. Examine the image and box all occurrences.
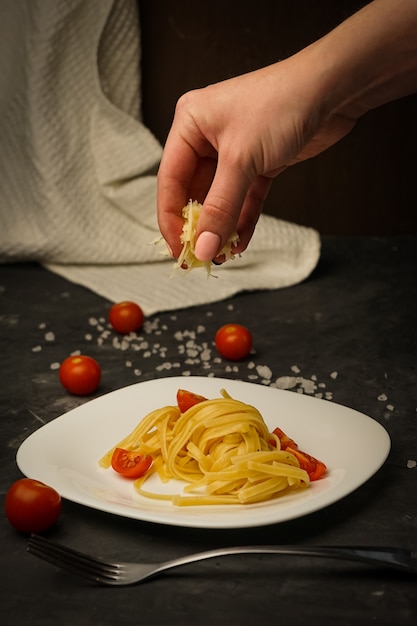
[99,390,310,506]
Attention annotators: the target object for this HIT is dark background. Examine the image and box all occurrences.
[139,0,417,235]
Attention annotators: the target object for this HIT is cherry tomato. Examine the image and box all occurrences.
[111,448,153,479]
[215,324,253,360]
[59,355,101,395]
[5,478,61,534]
[176,389,207,413]
[272,427,327,481]
[287,448,327,481]
[272,426,298,450]
[109,301,144,334]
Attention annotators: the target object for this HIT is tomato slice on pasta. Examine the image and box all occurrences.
[272,427,327,481]
[176,389,207,413]
[111,448,152,479]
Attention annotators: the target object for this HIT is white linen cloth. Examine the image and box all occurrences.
[0,0,320,315]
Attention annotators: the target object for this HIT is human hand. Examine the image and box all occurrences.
[157,54,357,262]
[157,0,417,262]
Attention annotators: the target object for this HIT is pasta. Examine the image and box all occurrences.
[99,389,310,506]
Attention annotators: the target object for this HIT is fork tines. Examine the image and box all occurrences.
[27,534,121,584]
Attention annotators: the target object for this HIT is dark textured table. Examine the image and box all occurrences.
[1,236,416,625]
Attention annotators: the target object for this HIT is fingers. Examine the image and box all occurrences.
[192,152,254,261]
[157,77,278,263]
[158,136,274,263]
[235,175,274,251]
[157,138,197,258]
[193,172,273,262]
[157,92,221,258]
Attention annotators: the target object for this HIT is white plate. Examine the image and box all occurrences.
[16,376,390,529]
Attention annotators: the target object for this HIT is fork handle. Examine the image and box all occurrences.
[156,545,415,576]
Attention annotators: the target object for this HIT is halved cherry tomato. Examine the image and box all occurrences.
[59,355,101,395]
[109,301,144,334]
[176,389,207,413]
[272,426,298,450]
[215,324,253,360]
[272,426,327,481]
[286,447,327,481]
[5,478,62,534]
[111,448,152,479]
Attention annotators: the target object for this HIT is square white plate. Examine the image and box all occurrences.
[16,376,390,529]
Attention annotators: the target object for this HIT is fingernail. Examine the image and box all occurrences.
[194,231,221,262]
[212,254,225,266]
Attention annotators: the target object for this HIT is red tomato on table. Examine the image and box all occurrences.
[59,355,101,395]
[215,324,253,360]
[111,448,153,479]
[5,478,61,534]
[109,301,144,334]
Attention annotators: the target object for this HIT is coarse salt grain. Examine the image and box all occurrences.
[256,365,272,380]
[275,376,297,390]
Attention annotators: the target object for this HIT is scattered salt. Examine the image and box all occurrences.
[298,378,317,395]
[256,365,272,380]
[28,311,366,410]
[275,376,297,390]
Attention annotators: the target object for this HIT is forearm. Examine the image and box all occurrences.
[157,0,417,261]
[302,0,417,120]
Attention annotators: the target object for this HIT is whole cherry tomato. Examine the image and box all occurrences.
[109,301,144,334]
[111,448,153,479]
[176,389,207,413]
[215,324,253,360]
[59,355,101,395]
[5,478,62,534]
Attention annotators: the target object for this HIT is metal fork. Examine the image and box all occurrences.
[27,534,417,586]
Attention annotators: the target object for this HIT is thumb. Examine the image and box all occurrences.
[194,165,252,262]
